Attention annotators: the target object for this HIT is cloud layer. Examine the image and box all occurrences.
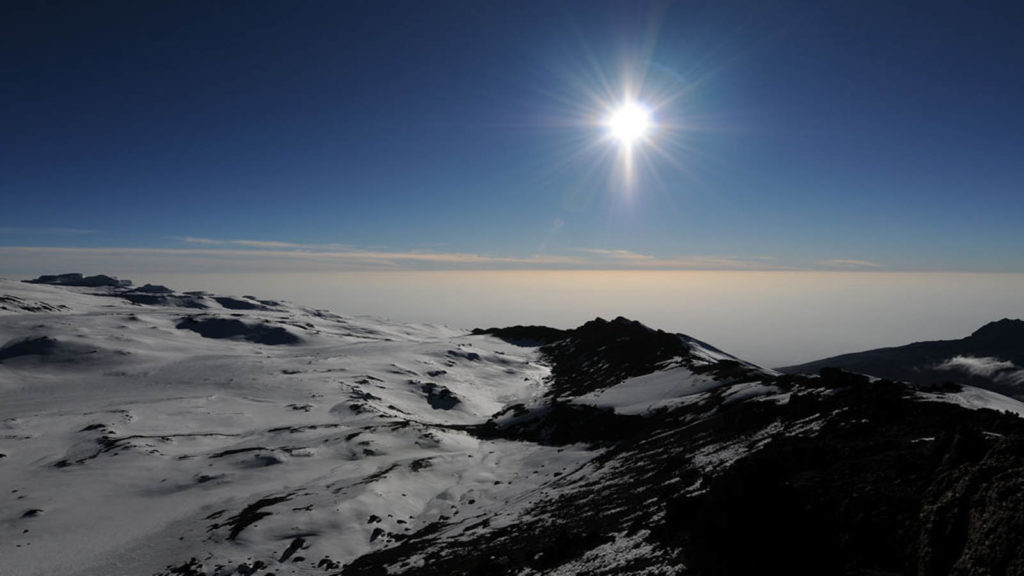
[0,239,876,275]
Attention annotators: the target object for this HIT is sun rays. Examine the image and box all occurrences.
[536,40,706,199]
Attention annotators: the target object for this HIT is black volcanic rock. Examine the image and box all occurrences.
[477,317,769,446]
[664,406,1024,576]
[538,316,763,398]
[780,319,1024,396]
[540,316,693,398]
[471,325,569,346]
[479,317,699,398]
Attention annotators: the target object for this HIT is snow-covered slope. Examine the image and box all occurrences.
[0,278,579,575]
[6,277,1024,576]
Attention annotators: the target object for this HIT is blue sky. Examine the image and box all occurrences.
[3,1,1024,274]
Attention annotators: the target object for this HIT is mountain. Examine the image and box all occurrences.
[780,319,1024,397]
[4,275,1024,575]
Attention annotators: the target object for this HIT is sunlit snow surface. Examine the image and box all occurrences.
[0,280,588,575]
[572,365,720,415]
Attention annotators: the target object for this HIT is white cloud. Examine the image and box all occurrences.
[936,355,1024,386]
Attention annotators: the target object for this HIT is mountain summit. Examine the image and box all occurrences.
[970,318,1024,342]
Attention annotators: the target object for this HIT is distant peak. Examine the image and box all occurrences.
[24,273,131,288]
[579,316,652,332]
[970,319,1024,341]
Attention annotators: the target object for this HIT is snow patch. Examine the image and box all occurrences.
[572,366,721,415]
[917,385,1024,418]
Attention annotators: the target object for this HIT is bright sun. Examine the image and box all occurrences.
[606,101,653,145]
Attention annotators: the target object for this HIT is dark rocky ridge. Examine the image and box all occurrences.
[341,322,1024,576]
[781,318,1024,396]
[480,316,763,399]
[471,325,569,346]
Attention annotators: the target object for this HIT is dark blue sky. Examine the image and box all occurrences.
[3,1,1023,272]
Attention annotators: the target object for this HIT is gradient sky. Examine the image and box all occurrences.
[3,1,1024,273]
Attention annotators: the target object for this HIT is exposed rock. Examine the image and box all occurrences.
[472,325,569,346]
[214,296,272,311]
[0,336,58,360]
[217,495,293,541]
[419,382,461,410]
[176,316,300,345]
[0,295,68,313]
[120,293,208,308]
[25,273,131,288]
[0,336,103,363]
[278,536,307,562]
[128,284,174,294]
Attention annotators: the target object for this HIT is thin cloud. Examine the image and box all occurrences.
[232,240,315,249]
[175,239,780,270]
[179,236,225,245]
[178,237,345,250]
[576,248,791,270]
[818,259,881,269]
[579,248,656,261]
[0,245,583,273]
[645,256,793,270]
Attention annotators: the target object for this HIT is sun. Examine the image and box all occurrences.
[605,101,653,145]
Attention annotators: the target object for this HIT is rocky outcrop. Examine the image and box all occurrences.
[175,316,301,345]
[24,273,131,288]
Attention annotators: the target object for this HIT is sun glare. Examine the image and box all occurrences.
[606,101,653,145]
